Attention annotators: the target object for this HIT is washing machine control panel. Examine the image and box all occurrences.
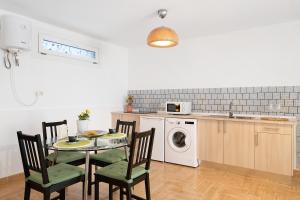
[166,118,196,127]
[185,121,195,124]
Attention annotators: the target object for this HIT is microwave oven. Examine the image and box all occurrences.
[166,102,192,115]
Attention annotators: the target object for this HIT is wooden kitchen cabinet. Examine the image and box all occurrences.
[199,119,223,163]
[111,113,122,129]
[199,119,294,176]
[111,112,140,131]
[112,112,295,176]
[223,121,255,169]
[254,123,293,176]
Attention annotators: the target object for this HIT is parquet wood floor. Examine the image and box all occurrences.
[1,161,300,200]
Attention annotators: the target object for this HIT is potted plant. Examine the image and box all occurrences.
[77,109,91,133]
[126,95,134,113]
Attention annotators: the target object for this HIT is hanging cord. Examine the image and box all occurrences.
[8,52,39,106]
[10,65,39,106]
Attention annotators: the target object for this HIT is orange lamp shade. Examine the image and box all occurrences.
[147,26,179,48]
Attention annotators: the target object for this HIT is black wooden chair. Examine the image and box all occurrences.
[42,120,86,166]
[17,131,85,200]
[88,120,136,195]
[94,128,155,200]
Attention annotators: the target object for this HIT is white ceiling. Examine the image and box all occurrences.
[0,0,300,47]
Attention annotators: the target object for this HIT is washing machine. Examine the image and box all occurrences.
[165,118,199,167]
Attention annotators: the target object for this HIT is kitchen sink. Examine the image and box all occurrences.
[208,115,255,120]
[233,116,255,120]
[207,115,290,121]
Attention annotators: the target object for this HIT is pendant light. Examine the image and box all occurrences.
[147,9,179,48]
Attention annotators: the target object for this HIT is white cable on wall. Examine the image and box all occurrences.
[8,53,40,106]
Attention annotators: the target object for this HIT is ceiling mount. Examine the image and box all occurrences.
[158,9,168,19]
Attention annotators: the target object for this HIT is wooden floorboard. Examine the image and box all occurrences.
[1,161,300,200]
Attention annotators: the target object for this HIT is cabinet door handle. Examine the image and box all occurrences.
[263,127,279,132]
[217,121,220,133]
[254,134,258,146]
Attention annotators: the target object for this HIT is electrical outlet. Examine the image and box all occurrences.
[35,91,44,96]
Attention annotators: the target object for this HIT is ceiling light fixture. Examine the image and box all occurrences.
[147,9,179,48]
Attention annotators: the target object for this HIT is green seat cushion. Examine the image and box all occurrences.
[47,151,86,164]
[95,161,148,183]
[91,149,126,164]
[26,163,84,187]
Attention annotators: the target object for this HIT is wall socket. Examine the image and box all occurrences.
[35,91,44,96]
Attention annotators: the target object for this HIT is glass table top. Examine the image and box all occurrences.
[47,133,128,151]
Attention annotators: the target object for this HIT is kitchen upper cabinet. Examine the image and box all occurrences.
[223,121,255,169]
[199,119,223,163]
[111,112,140,131]
[254,124,293,176]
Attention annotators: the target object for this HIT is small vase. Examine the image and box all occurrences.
[126,105,133,113]
[77,120,89,133]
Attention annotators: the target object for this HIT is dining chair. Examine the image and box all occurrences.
[17,131,85,200]
[42,120,86,166]
[88,120,136,195]
[94,128,155,200]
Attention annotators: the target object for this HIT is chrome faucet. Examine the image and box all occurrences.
[229,101,234,118]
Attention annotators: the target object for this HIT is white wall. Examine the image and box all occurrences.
[129,20,300,90]
[0,9,128,178]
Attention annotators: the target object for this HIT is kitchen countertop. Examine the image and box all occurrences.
[112,111,297,125]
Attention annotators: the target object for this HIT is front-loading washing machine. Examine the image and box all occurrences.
[165,118,199,167]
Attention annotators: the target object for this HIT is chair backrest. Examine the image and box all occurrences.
[42,120,67,156]
[116,119,136,142]
[17,131,49,184]
[126,128,155,180]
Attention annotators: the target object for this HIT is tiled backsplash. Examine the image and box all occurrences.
[128,86,300,169]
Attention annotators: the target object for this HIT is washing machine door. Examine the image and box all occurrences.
[167,128,191,153]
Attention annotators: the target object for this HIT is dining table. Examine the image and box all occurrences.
[47,130,128,200]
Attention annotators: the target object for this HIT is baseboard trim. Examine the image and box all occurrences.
[293,169,300,177]
[0,173,23,184]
